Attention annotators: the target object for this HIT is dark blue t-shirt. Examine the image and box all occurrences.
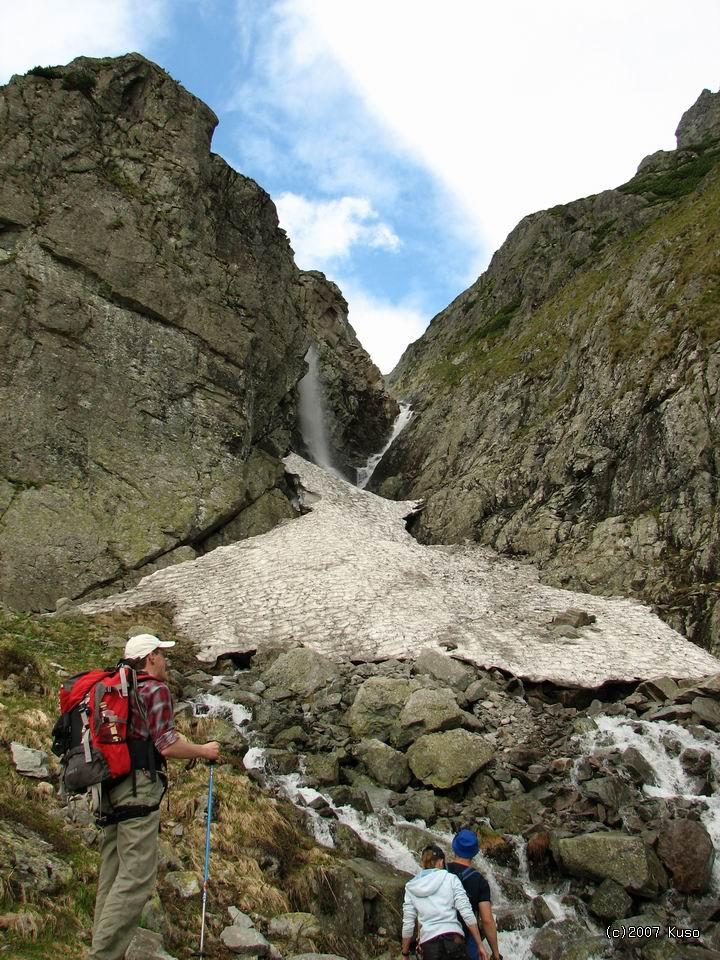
[447,861,491,932]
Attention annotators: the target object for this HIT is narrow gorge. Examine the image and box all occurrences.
[1,54,720,960]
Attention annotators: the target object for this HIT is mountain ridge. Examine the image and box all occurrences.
[373,88,720,653]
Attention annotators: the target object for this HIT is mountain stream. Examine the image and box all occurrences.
[190,690,720,959]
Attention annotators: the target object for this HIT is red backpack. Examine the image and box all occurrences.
[52,665,148,795]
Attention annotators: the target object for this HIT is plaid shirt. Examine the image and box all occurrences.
[130,675,179,753]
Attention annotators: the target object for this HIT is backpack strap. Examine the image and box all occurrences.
[96,801,162,828]
[460,867,479,881]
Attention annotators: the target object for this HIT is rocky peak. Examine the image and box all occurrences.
[0,54,394,611]
[676,86,720,148]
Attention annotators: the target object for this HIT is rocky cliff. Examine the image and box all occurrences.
[372,88,720,654]
[294,271,399,479]
[0,54,394,611]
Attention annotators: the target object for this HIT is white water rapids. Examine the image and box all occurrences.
[190,692,719,959]
[576,715,720,891]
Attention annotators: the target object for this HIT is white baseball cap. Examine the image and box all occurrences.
[124,633,176,660]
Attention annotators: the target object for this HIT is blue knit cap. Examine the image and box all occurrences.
[452,828,479,858]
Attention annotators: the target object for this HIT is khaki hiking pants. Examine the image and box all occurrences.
[89,771,166,960]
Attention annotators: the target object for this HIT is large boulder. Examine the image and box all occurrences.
[657,819,715,893]
[345,677,418,741]
[414,648,474,690]
[125,929,178,960]
[268,912,321,953]
[10,742,50,779]
[588,879,633,921]
[356,739,411,791]
[399,687,466,740]
[530,919,611,960]
[486,796,544,834]
[261,647,336,698]
[555,832,667,897]
[406,729,495,789]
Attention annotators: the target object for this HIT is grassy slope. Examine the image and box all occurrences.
[0,610,360,960]
[393,142,720,403]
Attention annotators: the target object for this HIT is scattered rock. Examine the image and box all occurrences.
[268,912,321,951]
[486,796,544,834]
[303,752,340,785]
[530,918,610,960]
[140,893,166,934]
[345,857,410,933]
[399,687,466,739]
[10,742,50,779]
[637,678,679,702]
[680,746,712,777]
[0,911,43,939]
[414,648,474,689]
[287,955,349,960]
[691,697,720,729]
[125,928,178,960]
[621,747,657,785]
[345,677,418,740]
[221,923,274,955]
[164,871,200,898]
[396,789,437,823]
[0,820,72,897]
[551,609,597,629]
[657,819,715,893]
[589,878,633,921]
[555,831,667,897]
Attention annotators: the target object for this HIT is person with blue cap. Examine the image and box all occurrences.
[446,829,502,960]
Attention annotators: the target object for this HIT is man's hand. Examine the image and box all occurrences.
[202,741,220,763]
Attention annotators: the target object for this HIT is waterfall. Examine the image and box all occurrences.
[297,345,336,472]
[357,402,413,489]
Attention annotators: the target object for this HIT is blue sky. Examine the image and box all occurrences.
[2,1,720,371]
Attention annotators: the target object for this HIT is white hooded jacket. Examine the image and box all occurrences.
[401,868,477,943]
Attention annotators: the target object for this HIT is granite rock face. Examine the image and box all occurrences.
[375,87,720,653]
[294,271,398,479]
[0,54,393,611]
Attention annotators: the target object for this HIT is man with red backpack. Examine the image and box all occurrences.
[84,633,220,960]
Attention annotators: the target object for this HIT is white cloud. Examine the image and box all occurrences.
[337,282,427,375]
[0,0,168,83]
[276,192,400,268]
[283,0,720,253]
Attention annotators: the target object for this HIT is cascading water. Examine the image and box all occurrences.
[193,690,718,958]
[297,344,337,473]
[242,745,587,959]
[576,714,720,890]
[357,403,413,489]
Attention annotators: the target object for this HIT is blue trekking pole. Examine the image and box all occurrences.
[199,763,215,957]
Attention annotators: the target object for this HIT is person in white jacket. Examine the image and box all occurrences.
[401,844,488,960]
